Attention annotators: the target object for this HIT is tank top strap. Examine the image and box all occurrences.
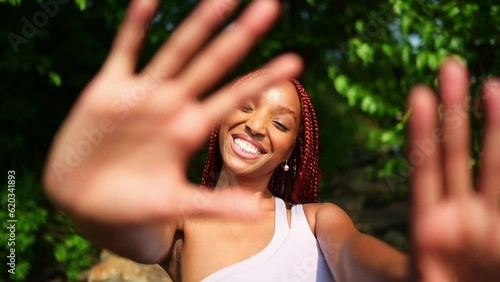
[290,203,312,233]
[274,197,291,231]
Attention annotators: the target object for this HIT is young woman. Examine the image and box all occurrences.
[43,0,500,281]
[166,72,407,281]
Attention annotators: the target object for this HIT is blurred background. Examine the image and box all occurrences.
[1,0,499,281]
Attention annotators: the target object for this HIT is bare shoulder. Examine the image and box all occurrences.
[303,202,358,237]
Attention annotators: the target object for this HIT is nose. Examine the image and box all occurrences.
[245,114,266,137]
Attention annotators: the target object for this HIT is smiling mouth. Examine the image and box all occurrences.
[233,137,264,155]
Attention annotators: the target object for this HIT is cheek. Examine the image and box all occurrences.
[218,124,228,149]
[272,134,297,156]
[218,116,240,153]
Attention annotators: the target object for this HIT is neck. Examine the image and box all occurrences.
[215,165,275,201]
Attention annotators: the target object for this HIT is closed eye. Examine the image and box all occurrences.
[273,121,289,132]
[239,105,252,113]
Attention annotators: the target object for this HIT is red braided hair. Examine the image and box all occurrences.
[201,72,320,204]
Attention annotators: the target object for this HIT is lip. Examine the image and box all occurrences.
[230,134,267,160]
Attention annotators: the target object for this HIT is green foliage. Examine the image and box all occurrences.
[0,0,21,5]
[49,71,62,87]
[0,172,98,282]
[55,234,95,281]
[323,0,499,192]
[0,173,47,281]
[74,0,86,11]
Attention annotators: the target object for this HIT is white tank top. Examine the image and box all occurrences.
[201,197,335,282]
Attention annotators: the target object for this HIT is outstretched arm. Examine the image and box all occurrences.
[319,58,500,282]
[315,204,409,282]
[43,0,302,264]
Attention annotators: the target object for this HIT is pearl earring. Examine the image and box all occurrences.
[281,161,290,172]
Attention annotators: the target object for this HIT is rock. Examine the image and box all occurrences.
[87,250,172,282]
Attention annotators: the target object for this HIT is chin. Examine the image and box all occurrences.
[222,156,277,179]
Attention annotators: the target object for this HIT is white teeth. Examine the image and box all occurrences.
[234,138,262,155]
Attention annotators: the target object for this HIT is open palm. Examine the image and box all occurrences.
[410,59,500,281]
[43,0,302,225]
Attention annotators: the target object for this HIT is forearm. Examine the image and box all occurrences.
[337,233,410,282]
[72,217,175,264]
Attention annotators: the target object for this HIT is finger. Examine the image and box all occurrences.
[177,0,282,96]
[419,256,454,282]
[409,85,443,213]
[479,79,500,205]
[102,0,158,75]
[158,54,302,152]
[174,185,261,219]
[144,0,239,80]
[202,54,303,123]
[439,58,473,197]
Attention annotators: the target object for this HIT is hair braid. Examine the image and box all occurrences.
[201,126,221,188]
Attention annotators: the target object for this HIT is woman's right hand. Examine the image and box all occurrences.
[43,0,302,226]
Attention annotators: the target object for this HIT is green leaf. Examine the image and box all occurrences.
[427,53,439,70]
[416,52,427,71]
[381,131,396,143]
[55,244,68,262]
[75,0,87,11]
[402,45,411,64]
[327,67,337,80]
[334,75,349,93]
[49,71,62,87]
[356,43,374,64]
[1,0,21,5]
[421,22,435,43]
[345,86,358,106]
[400,16,412,35]
[361,95,377,114]
[306,0,316,6]
[382,44,394,57]
[434,34,446,49]
[449,37,463,50]
[448,7,460,18]
[463,3,479,16]
[392,0,404,15]
[355,20,364,33]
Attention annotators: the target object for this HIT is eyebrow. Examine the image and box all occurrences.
[275,105,298,120]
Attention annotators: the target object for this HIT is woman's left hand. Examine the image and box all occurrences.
[409,58,500,282]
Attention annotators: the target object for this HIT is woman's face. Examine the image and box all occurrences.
[219,81,302,178]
